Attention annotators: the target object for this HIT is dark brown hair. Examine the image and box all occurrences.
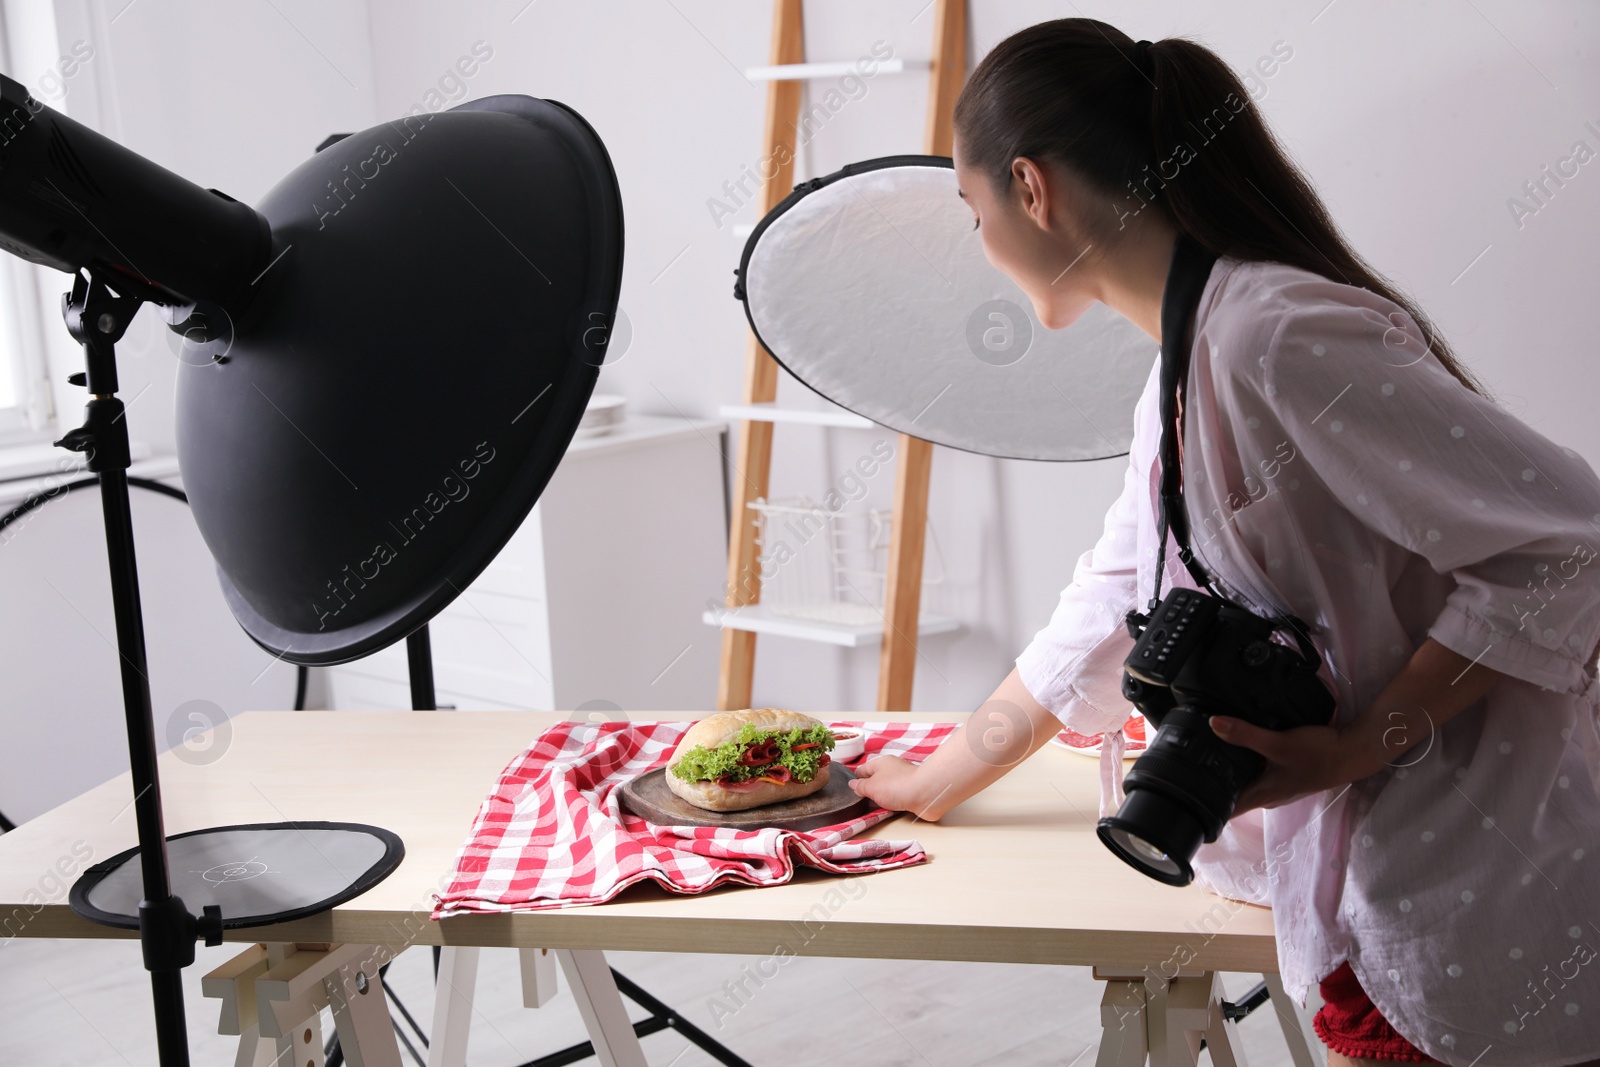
[954,18,1490,398]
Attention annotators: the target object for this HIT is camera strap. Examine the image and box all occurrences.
[1128,233,1321,667]
[1146,231,1223,610]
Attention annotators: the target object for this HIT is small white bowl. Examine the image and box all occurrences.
[828,727,866,763]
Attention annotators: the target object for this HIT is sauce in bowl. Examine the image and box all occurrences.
[829,728,865,762]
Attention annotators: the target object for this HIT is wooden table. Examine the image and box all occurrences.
[0,711,1312,1067]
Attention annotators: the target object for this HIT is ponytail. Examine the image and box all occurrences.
[953,19,1490,399]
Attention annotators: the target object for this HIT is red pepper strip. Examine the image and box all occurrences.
[792,742,819,750]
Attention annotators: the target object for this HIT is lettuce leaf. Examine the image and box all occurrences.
[669,722,836,784]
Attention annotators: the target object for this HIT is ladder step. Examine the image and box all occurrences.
[744,58,924,81]
[704,603,959,648]
[718,402,873,429]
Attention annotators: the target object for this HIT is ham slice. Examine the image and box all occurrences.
[713,775,770,791]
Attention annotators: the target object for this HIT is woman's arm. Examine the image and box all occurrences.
[848,667,1062,820]
[853,635,1510,821]
[1212,635,1509,814]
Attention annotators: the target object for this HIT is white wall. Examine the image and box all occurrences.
[42,0,381,458]
[362,0,1126,714]
[14,0,1599,718]
[0,1,377,818]
[364,0,1600,713]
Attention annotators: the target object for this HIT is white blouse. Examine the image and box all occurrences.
[1015,255,1600,1066]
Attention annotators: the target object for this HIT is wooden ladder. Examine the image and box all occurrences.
[716,0,967,712]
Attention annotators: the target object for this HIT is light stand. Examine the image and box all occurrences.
[3,72,621,1066]
[55,269,220,1064]
[54,269,404,1067]
[407,626,437,711]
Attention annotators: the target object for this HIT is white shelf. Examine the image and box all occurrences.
[567,414,724,457]
[718,402,873,430]
[703,602,959,648]
[745,59,925,81]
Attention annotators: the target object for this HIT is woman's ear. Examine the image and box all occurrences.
[1010,156,1054,231]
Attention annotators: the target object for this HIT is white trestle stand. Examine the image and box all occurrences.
[1092,967,1321,1067]
[202,942,403,1067]
[203,943,653,1067]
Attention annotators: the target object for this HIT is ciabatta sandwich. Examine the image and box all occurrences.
[665,708,836,812]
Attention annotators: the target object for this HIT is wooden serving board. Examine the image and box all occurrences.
[617,765,872,832]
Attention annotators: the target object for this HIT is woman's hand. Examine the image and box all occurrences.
[1206,716,1364,815]
[1211,638,1509,817]
[848,754,940,819]
[842,667,1065,822]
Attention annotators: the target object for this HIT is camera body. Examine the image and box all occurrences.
[1096,586,1336,885]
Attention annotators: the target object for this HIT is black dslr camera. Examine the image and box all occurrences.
[1095,587,1335,885]
[1092,232,1338,886]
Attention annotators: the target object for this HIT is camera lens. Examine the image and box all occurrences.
[1095,706,1262,886]
[1124,834,1169,865]
[1097,787,1209,885]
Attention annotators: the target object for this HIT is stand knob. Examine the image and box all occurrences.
[199,904,223,947]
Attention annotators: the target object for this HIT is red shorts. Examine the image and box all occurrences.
[1313,961,1437,1063]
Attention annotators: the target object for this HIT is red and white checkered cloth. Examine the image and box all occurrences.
[431,718,957,917]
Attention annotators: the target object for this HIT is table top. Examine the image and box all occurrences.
[0,711,1277,972]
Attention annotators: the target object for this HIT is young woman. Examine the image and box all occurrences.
[846,19,1600,1067]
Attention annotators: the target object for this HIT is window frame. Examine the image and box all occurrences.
[0,7,59,450]
[0,254,56,447]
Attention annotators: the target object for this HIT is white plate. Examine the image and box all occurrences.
[579,393,626,431]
